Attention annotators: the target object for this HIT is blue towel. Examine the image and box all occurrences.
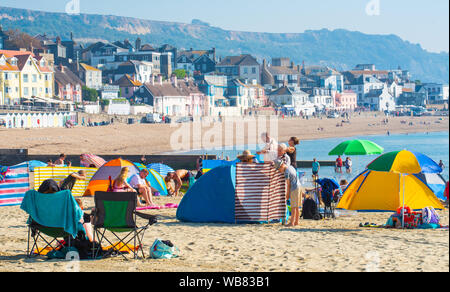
[20,190,84,238]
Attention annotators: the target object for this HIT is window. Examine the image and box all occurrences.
[4,73,8,80]
[252,67,256,74]
[24,87,29,96]
[32,75,37,82]
[23,74,29,82]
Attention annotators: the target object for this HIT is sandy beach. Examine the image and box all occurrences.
[0,195,448,272]
[1,114,448,155]
[1,113,448,272]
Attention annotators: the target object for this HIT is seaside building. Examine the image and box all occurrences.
[0,49,54,105]
[176,48,216,76]
[74,63,102,90]
[304,66,344,93]
[261,58,303,89]
[216,54,260,83]
[421,83,449,104]
[363,84,395,112]
[53,64,83,103]
[131,75,205,117]
[397,88,428,107]
[268,85,315,116]
[113,74,143,99]
[334,90,358,111]
[110,60,154,84]
[344,75,385,106]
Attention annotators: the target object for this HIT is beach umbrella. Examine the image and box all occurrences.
[328,140,384,156]
[367,150,442,174]
[133,163,168,196]
[80,154,106,168]
[147,163,174,177]
[367,150,443,228]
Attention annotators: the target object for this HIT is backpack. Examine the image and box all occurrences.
[150,239,179,259]
[301,198,321,220]
[422,207,440,225]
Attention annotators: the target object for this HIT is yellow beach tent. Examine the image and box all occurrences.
[337,170,444,211]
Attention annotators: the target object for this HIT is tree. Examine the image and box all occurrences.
[4,29,42,51]
[173,69,187,79]
[82,86,99,102]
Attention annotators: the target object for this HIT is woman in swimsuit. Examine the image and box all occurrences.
[112,168,134,193]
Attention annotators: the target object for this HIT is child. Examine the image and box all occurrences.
[274,159,302,227]
[75,198,94,242]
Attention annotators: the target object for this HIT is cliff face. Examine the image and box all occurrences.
[0,6,448,83]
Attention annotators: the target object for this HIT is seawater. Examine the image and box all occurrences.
[178,131,449,185]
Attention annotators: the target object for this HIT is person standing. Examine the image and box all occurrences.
[312,158,320,179]
[335,156,343,173]
[257,132,278,162]
[345,157,353,173]
[274,160,302,227]
[287,137,300,169]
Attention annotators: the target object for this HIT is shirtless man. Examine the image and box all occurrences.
[165,169,192,197]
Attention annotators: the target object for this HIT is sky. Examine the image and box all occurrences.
[0,0,448,53]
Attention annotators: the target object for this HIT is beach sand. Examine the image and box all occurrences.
[0,196,448,272]
[1,113,448,272]
[1,114,448,155]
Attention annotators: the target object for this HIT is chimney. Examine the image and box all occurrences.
[151,75,155,85]
[212,47,216,62]
[70,32,73,41]
[263,59,267,68]
[290,61,295,69]
[158,75,163,86]
[59,64,64,72]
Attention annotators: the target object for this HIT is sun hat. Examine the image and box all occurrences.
[237,150,255,161]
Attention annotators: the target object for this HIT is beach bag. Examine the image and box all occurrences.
[150,239,179,259]
[422,207,440,225]
[301,198,320,220]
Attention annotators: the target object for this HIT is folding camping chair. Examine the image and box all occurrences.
[27,222,73,258]
[91,192,157,260]
[22,190,85,258]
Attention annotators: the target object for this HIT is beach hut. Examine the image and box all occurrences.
[83,158,140,197]
[176,163,286,224]
[337,170,444,211]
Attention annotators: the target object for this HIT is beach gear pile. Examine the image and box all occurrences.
[384,206,444,229]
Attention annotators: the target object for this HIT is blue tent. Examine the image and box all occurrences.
[24,160,47,172]
[414,173,447,201]
[177,163,287,224]
[177,165,236,223]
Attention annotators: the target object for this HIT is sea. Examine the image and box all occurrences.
[177,131,449,187]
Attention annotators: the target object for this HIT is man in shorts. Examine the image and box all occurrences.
[274,159,302,227]
[165,169,193,197]
[129,169,155,207]
[312,158,320,179]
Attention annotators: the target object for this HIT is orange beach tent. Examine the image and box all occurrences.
[83,158,140,197]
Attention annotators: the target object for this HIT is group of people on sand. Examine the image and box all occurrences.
[236,133,303,227]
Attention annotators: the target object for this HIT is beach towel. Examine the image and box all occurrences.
[20,190,84,238]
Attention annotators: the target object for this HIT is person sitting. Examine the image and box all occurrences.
[59,170,87,191]
[112,168,135,194]
[38,179,61,194]
[165,170,192,197]
[129,169,155,207]
[75,198,94,242]
[54,154,66,166]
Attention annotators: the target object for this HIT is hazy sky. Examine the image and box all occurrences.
[0,0,448,53]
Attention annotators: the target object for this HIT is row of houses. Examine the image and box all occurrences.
[1,27,448,115]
